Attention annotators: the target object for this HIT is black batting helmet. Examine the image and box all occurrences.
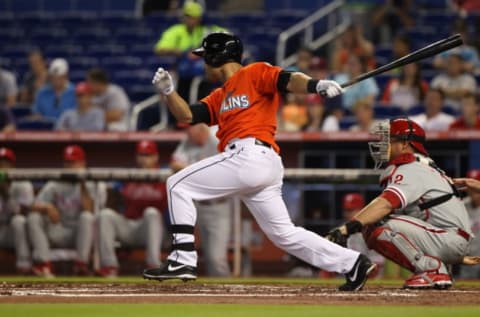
[192,32,243,67]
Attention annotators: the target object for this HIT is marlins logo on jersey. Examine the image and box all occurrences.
[219,91,250,113]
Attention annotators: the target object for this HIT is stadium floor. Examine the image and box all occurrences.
[0,277,480,308]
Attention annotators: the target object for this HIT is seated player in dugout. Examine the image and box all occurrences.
[0,147,34,274]
[28,145,105,278]
[144,32,377,292]
[326,118,480,289]
[96,140,167,277]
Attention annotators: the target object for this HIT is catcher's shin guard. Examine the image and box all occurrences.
[365,226,443,273]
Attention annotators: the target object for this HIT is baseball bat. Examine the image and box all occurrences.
[321,34,463,94]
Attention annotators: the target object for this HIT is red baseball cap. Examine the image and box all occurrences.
[75,82,92,95]
[342,193,365,210]
[136,140,158,155]
[0,147,16,163]
[467,169,480,181]
[63,145,86,162]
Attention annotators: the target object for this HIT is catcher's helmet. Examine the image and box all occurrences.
[369,118,428,169]
[192,32,242,67]
[389,118,428,156]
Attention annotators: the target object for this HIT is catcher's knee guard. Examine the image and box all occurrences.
[365,226,443,273]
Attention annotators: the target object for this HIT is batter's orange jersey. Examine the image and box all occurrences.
[201,62,282,153]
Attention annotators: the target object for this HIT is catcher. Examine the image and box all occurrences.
[326,118,480,289]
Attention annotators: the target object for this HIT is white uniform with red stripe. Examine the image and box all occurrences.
[372,153,472,275]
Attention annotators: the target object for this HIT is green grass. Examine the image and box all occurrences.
[0,304,479,317]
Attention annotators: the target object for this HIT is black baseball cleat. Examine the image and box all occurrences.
[338,254,377,291]
[143,260,197,282]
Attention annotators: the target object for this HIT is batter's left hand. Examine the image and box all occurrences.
[316,80,344,98]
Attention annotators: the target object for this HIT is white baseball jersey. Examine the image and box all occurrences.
[0,181,34,224]
[36,181,105,227]
[380,154,471,234]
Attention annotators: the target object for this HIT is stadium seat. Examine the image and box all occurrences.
[144,55,176,69]
[86,44,126,59]
[70,70,87,83]
[374,74,391,92]
[44,44,84,57]
[1,45,36,59]
[135,103,163,131]
[374,45,392,61]
[11,105,33,121]
[373,105,406,119]
[101,56,143,72]
[129,85,156,103]
[69,57,99,71]
[16,117,55,131]
[226,12,267,28]
[339,116,357,130]
[0,57,12,69]
[442,105,459,117]
[407,105,425,116]
[269,10,307,29]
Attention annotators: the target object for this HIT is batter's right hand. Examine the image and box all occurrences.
[152,67,174,95]
[316,80,344,98]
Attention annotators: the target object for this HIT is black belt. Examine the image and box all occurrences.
[254,139,272,148]
[229,139,272,150]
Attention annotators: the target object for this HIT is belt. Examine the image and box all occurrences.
[228,138,272,150]
[457,228,471,241]
[254,139,272,148]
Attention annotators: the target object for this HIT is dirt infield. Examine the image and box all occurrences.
[0,282,479,305]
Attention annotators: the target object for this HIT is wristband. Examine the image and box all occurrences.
[345,220,363,235]
[307,79,319,93]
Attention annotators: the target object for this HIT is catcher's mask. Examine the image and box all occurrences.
[368,118,427,169]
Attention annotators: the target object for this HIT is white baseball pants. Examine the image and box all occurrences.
[166,137,359,273]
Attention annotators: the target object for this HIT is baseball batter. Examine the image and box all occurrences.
[0,147,33,272]
[28,145,105,277]
[143,32,376,291]
[326,118,479,289]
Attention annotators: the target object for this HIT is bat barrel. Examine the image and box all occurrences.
[338,34,463,89]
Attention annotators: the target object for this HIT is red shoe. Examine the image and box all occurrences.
[73,261,91,276]
[32,262,55,278]
[403,272,452,290]
[96,266,118,278]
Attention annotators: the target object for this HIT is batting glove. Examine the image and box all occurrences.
[152,67,174,95]
[316,80,344,98]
